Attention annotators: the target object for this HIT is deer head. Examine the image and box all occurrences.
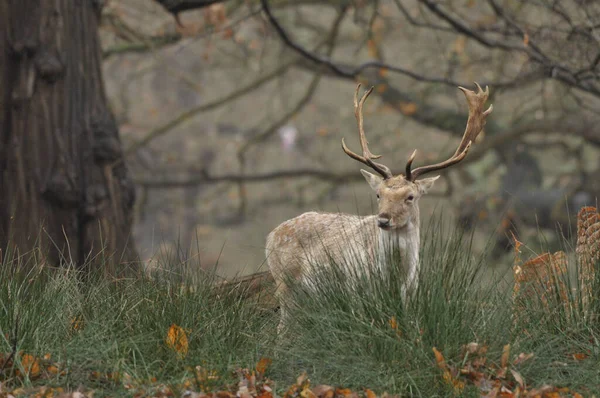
[342,83,493,230]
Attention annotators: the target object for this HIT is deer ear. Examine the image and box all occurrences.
[360,169,383,192]
[415,175,440,194]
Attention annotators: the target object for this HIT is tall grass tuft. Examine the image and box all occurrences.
[0,246,275,392]
[273,215,511,396]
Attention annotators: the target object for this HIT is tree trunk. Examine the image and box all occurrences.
[0,1,138,273]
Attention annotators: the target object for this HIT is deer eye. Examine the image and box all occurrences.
[376,194,380,199]
[407,194,415,201]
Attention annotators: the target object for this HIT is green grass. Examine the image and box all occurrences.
[1,219,600,396]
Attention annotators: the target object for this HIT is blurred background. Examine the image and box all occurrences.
[99,0,600,276]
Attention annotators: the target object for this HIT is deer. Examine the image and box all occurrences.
[265,83,493,331]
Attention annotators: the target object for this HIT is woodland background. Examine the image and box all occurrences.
[2,0,599,275]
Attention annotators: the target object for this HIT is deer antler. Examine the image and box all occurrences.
[407,83,493,181]
[342,84,393,179]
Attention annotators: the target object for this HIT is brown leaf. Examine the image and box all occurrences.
[312,385,334,398]
[571,352,588,361]
[19,353,41,378]
[256,357,272,374]
[512,352,534,366]
[463,342,480,355]
[364,389,377,398]
[509,369,524,388]
[300,387,316,398]
[500,344,511,368]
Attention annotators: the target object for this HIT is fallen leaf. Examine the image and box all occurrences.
[512,352,534,365]
[256,357,272,374]
[500,344,511,368]
[432,347,446,369]
[166,324,189,358]
[509,369,524,388]
[311,385,334,398]
[464,342,480,355]
[19,353,41,378]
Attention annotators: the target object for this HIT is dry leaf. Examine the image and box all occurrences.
[19,353,41,377]
[571,352,588,361]
[509,369,524,388]
[256,357,272,374]
[388,316,398,331]
[166,324,189,358]
[432,347,446,369]
[501,344,511,369]
[464,342,480,355]
[364,388,377,398]
[311,385,334,398]
[512,352,534,365]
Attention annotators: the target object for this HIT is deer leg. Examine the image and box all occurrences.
[402,263,419,304]
[274,282,290,334]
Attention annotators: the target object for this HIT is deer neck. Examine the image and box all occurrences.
[376,213,420,271]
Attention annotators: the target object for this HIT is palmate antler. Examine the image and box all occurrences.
[342,83,493,181]
[407,83,493,181]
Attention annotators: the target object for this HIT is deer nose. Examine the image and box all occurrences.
[378,216,390,228]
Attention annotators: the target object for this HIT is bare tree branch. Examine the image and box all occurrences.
[260,0,466,86]
[135,168,358,187]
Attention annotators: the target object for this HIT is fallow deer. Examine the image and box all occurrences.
[266,83,492,330]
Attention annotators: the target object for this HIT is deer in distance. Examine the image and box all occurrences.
[265,83,493,331]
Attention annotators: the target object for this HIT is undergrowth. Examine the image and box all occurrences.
[1,217,599,396]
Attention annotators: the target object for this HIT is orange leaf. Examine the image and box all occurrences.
[432,347,446,369]
[364,389,377,398]
[301,387,317,398]
[572,352,588,361]
[334,388,353,398]
[20,354,41,377]
[523,33,529,47]
[71,315,84,332]
[256,357,272,374]
[166,324,189,358]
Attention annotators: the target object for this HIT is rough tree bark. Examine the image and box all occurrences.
[0,1,138,273]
